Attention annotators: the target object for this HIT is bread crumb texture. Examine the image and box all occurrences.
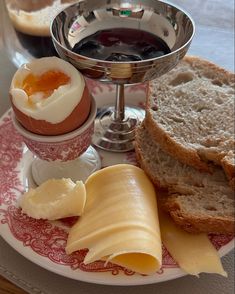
[146,56,235,184]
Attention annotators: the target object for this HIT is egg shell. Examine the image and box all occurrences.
[11,85,92,135]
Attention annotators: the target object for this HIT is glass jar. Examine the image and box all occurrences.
[2,0,76,67]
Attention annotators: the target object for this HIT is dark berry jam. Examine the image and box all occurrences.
[72,28,171,62]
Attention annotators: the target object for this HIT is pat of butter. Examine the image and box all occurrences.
[159,209,227,277]
[19,178,86,220]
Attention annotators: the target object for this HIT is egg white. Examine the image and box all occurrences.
[10,57,85,124]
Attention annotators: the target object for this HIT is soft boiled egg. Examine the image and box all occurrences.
[10,56,91,135]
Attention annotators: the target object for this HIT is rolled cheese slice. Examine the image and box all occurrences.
[158,209,227,277]
[66,164,162,275]
[19,178,86,220]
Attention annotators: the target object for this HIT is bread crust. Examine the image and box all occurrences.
[221,151,235,188]
[146,55,235,181]
[162,197,235,234]
[136,140,235,234]
[135,122,235,234]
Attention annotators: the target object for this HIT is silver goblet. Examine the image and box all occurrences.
[51,0,195,152]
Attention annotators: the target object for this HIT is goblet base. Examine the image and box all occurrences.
[92,106,145,152]
[31,146,101,186]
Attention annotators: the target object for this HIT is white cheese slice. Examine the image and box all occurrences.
[159,209,227,277]
[66,164,162,275]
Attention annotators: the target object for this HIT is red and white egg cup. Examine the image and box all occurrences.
[12,96,101,185]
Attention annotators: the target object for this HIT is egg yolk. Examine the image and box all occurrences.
[22,70,71,100]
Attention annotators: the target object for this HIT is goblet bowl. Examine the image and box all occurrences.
[51,0,195,152]
[51,0,195,83]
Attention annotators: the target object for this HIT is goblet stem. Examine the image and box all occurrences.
[114,84,125,121]
[92,83,145,152]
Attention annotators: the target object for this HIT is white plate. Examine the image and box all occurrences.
[0,82,234,286]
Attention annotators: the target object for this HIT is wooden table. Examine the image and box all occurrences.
[0,275,28,294]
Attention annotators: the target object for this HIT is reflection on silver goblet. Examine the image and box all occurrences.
[51,0,195,152]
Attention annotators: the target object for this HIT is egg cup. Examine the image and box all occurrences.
[12,96,101,186]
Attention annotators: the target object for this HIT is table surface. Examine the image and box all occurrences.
[0,0,234,293]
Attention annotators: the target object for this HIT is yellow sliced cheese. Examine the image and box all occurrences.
[20,178,86,220]
[158,209,227,277]
[66,164,162,275]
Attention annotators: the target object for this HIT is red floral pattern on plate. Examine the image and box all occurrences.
[0,115,24,206]
[22,125,94,162]
[86,79,114,95]
[0,110,234,278]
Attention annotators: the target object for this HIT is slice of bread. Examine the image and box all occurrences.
[145,56,235,187]
[135,122,235,234]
